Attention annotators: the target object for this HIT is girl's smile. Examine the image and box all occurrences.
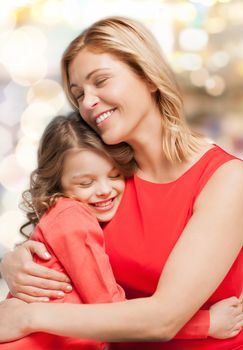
[61,148,125,222]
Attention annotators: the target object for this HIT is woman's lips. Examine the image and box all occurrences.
[95,108,116,127]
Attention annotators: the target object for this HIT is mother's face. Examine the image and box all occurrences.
[68,48,156,145]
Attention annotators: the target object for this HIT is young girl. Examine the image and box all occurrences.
[0,112,241,349]
[1,112,131,350]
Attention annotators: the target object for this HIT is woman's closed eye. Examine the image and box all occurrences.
[95,78,108,87]
[76,91,84,101]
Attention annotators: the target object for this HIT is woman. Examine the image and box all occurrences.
[0,16,242,349]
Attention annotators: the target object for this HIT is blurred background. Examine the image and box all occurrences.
[0,0,243,297]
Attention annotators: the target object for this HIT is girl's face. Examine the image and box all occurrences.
[68,49,156,145]
[61,148,125,222]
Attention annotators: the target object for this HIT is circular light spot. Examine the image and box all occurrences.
[15,136,38,172]
[21,102,56,141]
[205,75,225,96]
[27,79,65,112]
[0,154,29,192]
[0,126,13,159]
[190,68,209,87]
[179,28,208,51]
[2,26,47,86]
[0,210,25,249]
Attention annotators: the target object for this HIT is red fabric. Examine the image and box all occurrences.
[103,145,243,350]
[0,198,210,350]
[1,199,125,349]
[175,310,210,339]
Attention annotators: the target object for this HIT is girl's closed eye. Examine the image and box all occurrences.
[79,180,93,187]
[109,170,122,179]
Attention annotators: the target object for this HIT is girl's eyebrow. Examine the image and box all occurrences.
[70,68,111,89]
[71,174,92,180]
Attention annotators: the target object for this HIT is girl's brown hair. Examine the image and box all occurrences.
[61,16,204,162]
[20,112,135,237]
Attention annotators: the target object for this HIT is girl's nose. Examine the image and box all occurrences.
[96,181,112,198]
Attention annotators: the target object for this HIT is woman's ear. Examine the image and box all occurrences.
[147,81,158,93]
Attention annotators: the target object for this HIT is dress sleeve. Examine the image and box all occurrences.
[42,202,126,304]
[174,309,209,339]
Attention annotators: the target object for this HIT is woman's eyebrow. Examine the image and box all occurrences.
[70,68,111,89]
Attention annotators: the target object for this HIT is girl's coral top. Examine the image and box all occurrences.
[1,199,125,350]
[104,145,243,350]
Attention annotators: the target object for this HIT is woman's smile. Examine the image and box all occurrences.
[94,108,117,128]
[68,49,159,145]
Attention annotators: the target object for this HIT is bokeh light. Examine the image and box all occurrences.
[0,154,29,192]
[0,126,13,160]
[15,136,38,172]
[179,28,208,52]
[27,79,66,111]
[205,75,225,96]
[190,68,210,87]
[20,102,56,141]
[2,26,47,86]
[0,210,25,249]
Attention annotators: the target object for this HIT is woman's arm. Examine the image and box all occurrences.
[43,202,239,340]
[0,160,242,343]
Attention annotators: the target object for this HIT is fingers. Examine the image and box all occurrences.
[226,296,240,307]
[231,303,243,315]
[15,285,66,300]
[24,240,52,260]
[23,261,70,283]
[239,291,243,303]
[14,293,51,303]
[228,308,243,338]
[15,273,72,297]
[228,329,241,338]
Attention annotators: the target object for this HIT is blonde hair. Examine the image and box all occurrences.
[61,16,203,162]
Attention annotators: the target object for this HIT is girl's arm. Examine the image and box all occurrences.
[0,160,243,342]
[41,201,125,303]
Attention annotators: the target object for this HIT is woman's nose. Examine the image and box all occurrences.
[82,92,99,110]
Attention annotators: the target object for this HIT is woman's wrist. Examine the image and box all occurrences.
[23,303,42,335]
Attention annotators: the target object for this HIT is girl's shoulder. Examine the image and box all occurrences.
[40,197,94,227]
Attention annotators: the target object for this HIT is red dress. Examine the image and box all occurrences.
[103,145,243,350]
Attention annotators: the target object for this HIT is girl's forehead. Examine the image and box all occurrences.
[65,148,114,168]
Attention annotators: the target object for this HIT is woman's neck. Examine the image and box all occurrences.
[130,131,212,183]
[134,142,213,183]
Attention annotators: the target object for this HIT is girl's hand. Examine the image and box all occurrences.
[0,298,30,342]
[209,296,243,339]
[0,240,72,303]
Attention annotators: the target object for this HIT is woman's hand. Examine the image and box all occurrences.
[0,298,31,342]
[209,296,243,339]
[0,240,72,303]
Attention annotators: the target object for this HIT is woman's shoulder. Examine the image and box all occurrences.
[194,154,243,211]
[206,156,243,185]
